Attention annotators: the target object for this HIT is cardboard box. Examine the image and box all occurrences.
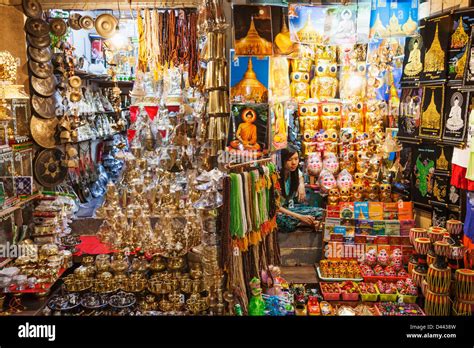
[369,202,384,220]
[339,202,355,219]
[372,220,386,236]
[330,233,345,242]
[398,201,414,220]
[385,220,401,236]
[327,205,341,218]
[383,202,399,220]
[354,201,369,219]
[356,219,373,235]
[324,218,340,242]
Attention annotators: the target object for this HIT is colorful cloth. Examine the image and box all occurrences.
[277,204,324,233]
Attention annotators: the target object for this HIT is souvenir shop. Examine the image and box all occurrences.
[0,0,473,318]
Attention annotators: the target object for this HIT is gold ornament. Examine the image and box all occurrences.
[274,14,293,55]
[422,91,441,129]
[451,17,469,49]
[436,148,449,171]
[235,17,272,56]
[311,49,338,100]
[424,24,445,73]
[0,51,17,83]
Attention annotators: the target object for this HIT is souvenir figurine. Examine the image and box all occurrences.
[315,130,326,152]
[365,249,377,266]
[377,249,389,266]
[328,188,340,206]
[321,102,342,130]
[339,128,355,154]
[292,284,307,316]
[351,183,364,201]
[310,51,338,100]
[340,187,351,202]
[306,152,323,176]
[339,151,356,174]
[298,103,319,132]
[340,61,367,100]
[354,172,365,185]
[344,100,365,132]
[229,108,261,151]
[323,152,339,174]
[379,183,392,202]
[261,265,285,296]
[290,71,310,102]
[302,129,318,155]
[323,128,339,153]
[366,183,379,201]
[337,169,354,190]
[365,100,385,131]
[248,277,265,316]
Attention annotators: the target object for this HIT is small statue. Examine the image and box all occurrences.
[328,188,340,206]
[351,183,364,201]
[366,183,379,201]
[379,183,392,202]
[248,277,266,316]
[340,187,351,202]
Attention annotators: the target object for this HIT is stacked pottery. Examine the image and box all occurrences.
[446,220,465,272]
[424,226,452,316]
[408,228,427,276]
[452,269,474,316]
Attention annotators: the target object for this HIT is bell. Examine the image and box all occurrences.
[203,32,216,61]
[60,130,71,142]
[207,90,229,115]
[205,60,227,91]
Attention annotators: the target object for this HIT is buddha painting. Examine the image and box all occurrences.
[228,106,267,156]
[421,88,442,137]
[451,17,469,49]
[423,23,446,73]
[446,93,464,132]
[404,37,423,77]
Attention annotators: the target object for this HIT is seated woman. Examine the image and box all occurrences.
[277,145,324,233]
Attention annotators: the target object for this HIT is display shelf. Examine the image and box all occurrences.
[316,267,363,282]
[0,194,39,219]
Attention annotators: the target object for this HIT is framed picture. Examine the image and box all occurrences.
[448,10,474,81]
[442,86,469,144]
[412,145,436,205]
[230,51,269,104]
[369,0,418,39]
[401,35,424,85]
[398,87,423,139]
[233,5,273,56]
[462,29,474,87]
[419,84,444,139]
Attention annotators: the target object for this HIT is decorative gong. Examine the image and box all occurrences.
[34,148,67,188]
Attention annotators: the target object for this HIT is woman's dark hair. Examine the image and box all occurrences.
[279,144,300,200]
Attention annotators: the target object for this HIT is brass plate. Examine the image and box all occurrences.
[28,46,52,63]
[68,13,82,31]
[25,18,50,37]
[31,94,58,119]
[26,34,51,49]
[22,0,43,18]
[79,15,94,30]
[30,115,58,149]
[95,13,117,39]
[68,76,82,88]
[31,75,57,97]
[49,18,67,37]
[28,60,53,78]
[34,148,67,188]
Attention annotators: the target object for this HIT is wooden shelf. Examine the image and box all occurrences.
[0,194,39,219]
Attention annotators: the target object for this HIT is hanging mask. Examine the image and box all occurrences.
[337,169,354,190]
[319,169,337,192]
[306,152,322,176]
[323,152,339,174]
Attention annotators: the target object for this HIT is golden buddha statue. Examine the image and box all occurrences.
[422,92,441,129]
[231,58,268,103]
[451,17,469,49]
[455,49,467,79]
[424,24,445,73]
[297,12,323,44]
[235,16,272,56]
[311,48,338,100]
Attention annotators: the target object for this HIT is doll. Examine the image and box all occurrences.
[328,188,340,206]
[261,265,285,296]
[379,183,392,202]
[229,108,260,151]
[306,152,323,176]
[351,183,364,201]
[377,249,389,266]
[248,277,265,316]
[344,100,365,132]
[339,151,356,174]
[354,171,365,185]
[315,130,326,153]
[339,128,355,154]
